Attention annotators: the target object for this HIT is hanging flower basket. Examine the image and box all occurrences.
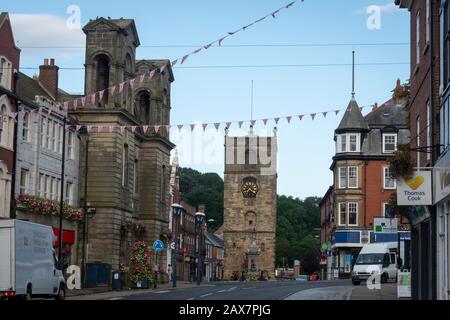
[131,223,146,240]
[388,144,414,180]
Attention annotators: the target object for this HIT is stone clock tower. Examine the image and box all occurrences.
[223,128,278,279]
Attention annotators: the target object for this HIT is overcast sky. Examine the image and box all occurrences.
[3,0,410,200]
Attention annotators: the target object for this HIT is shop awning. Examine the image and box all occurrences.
[52,227,76,247]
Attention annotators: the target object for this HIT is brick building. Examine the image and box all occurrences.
[320,84,410,279]
[0,12,20,219]
[395,0,441,300]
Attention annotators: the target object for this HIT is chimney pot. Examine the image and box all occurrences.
[50,58,55,66]
[44,58,49,65]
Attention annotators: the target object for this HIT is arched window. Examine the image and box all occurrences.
[134,91,151,125]
[0,104,8,147]
[95,54,110,105]
[0,58,6,85]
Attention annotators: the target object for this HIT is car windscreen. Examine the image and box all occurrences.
[355,253,385,265]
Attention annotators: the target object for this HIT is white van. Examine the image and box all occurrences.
[0,219,66,300]
[351,242,398,285]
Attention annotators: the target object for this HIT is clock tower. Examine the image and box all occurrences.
[223,128,278,279]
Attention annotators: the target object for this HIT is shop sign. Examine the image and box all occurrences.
[374,218,398,234]
[397,171,432,206]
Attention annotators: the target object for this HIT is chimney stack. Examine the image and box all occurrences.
[39,58,59,100]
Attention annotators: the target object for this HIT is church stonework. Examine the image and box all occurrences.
[70,18,174,270]
[223,130,278,280]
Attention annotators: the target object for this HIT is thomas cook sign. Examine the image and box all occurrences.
[397,171,432,206]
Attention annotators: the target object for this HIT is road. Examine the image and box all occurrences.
[121,280,352,300]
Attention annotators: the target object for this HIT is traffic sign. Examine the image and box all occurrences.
[170,242,176,250]
[153,240,165,252]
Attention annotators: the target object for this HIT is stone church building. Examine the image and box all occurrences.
[69,18,175,271]
[223,129,278,280]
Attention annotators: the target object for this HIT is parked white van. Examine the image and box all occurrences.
[351,242,398,285]
[0,219,66,300]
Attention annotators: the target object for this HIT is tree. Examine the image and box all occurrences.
[300,249,321,275]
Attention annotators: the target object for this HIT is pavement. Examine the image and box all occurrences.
[349,283,408,300]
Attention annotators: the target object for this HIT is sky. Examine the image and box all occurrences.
[2,0,410,200]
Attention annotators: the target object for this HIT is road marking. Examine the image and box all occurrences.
[217,290,227,293]
[187,298,195,300]
[108,297,123,300]
[200,293,213,298]
[154,290,170,294]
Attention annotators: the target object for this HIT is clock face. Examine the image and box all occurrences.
[241,179,258,198]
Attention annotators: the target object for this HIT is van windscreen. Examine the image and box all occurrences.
[356,254,385,265]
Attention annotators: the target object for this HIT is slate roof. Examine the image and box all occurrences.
[16,72,52,104]
[109,19,134,29]
[336,97,369,133]
[205,233,224,248]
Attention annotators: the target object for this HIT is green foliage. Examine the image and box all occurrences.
[388,144,413,180]
[127,241,153,285]
[179,167,224,231]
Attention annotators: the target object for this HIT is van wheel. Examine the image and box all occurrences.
[381,273,388,284]
[55,284,65,301]
[25,285,32,301]
[352,280,360,286]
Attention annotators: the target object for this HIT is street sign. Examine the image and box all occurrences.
[397,171,432,205]
[170,242,176,250]
[153,240,165,252]
[374,218,398,233]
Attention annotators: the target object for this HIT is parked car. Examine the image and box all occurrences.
[351,242,398,286]
[309,272,319,281]
[0,219,66,300]
[295,275,309,282]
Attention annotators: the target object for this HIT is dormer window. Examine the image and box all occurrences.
[383,134,397,153]
[337,134,361,153]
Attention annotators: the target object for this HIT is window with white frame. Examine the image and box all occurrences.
[383,134,398,153]
[46,118,51,149]
[337,134,361,153]
[0,56,12,89]
[59,125,63,154]
[348,203,358,226]
[0,104,6,146]
[0,58,5,85]
[339,203,346,226]
[20,169,29,195]
[45,175,51,199]
[67,131,74,159]
[66,182,73,206]
[39,173,45,197]
[383,167,396,189]
[339,167,347,189]
[41,117,47,149]
[348,167,358,188]
[49,120,54,151]
[416,10,421,65]
[56,179,61,201]
[51,177,56,200]
[22,112,30,142]
[53,121,58,153]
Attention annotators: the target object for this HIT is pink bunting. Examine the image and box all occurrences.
[177,124,183,132]
[129,78,135,89]
[311,113,316,120]
[238,121,244,128]
[90,93,96,106]
[109,126,114,134]
[143,125,149,134]
[160,64,167,74]
[202,123,208,131]
[140,74,145,84]
[214,123,220,131]
[149,70,156,79]
[87,125,93,133]
[323,112,328,118]
[120,126,125,134]
[111,85,117,97]
[97,126,104,133]
[181,55,189,64]
[73,99,78,110]
[165,125,170,134]
[99,90,105,102]
[335,110,340,116]
[119,82,125,93]
[298,115,304,121]
[204,43,213,50]
[81,96,86,108]
[226,122,232,129]
[190,124,196,131]
[131,126,137,133]
[286,116,292,123]
[263,119,268,126]
[193,48,202,54]
[154,125,161,134]
[274,118,280,124]
[171,59,178,67]
[76,125,81,132]
[47,107,52,116]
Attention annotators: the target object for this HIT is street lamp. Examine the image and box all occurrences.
[78,125,90,288]
[195,211,206,286]
[171,203,183,288]
[57,116,67,268]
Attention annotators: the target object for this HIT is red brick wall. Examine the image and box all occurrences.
[0,14,20,93]
[409,0,441,167]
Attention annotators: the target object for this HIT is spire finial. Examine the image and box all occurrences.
[352,51,355,98]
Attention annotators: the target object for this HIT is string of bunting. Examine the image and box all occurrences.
[3,0,302,118]
[56,104,379,134]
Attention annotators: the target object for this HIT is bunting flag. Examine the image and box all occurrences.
[251,120,256,127]
[99,90,105,102]
[97,125,104,133]
[263,119,268,126]
[87,125,93,133]
[190,124,196,131]
[73,99,78,110]
[119,82,125,93]
[272,9,281,18]
[109,126,114,133]
[202,123,208,131]
[81,97,86,108]
[193,48,202,54]
[177,124,183,132]
[129,78,135,89]
[274,118,280,124]
[335,110,340,116]
[171,59,178,67]
[143,125,149,134]
[286,1,296,8]
[111,85,117,97]
[64,102,69,113]
[120,126,125,134]
[149,70,156,79]
[322,112,328,118]
[76,125,81,132]
[65,124,70,131]
[226,122,232,129]
[214,123,220,131]
[286,116,292,124]
[238,121,244,128]
[47,107,52,116]
[181,55,189,64]
[10,112,17,123]
[311,113,316,120]
[204,43,213,50]
[218,36,227,46]
[90,93,96,106]
[160,64,167,73]
[131,126,137,133]
[165,125,171,134]
[140,74,145,84]
[154,125,161,134]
